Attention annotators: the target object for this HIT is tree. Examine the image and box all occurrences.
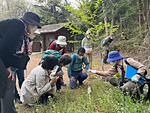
[34,0,71,25]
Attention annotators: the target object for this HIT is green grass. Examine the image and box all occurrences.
[33,79,150,113]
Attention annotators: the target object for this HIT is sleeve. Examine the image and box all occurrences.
[62,47,66,55]
[83,56,89,71]
[127,58,146,76]
[81,38,85,47]
[96,66,117,76]
[36,73,52,96]
[67,55,74,78]
[49,41,55,50]
[102,37,113,46]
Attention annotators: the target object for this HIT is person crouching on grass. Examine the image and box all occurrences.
[20,55,59,106]
[90,51,147,95]
[67,47,89,89]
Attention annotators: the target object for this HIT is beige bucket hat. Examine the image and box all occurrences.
[56,36,67,46]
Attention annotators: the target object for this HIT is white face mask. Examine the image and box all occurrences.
[87,35,90,38]
[30,26,37,34]
[109,62,115,66]
[59,45,64,47]
[78,55,83,59]
[64,64,70,68]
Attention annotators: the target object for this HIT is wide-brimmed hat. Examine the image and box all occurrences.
[86,30,91,35]
[107,51,123,62]
[56,36,67,46]
[21,12,41,28]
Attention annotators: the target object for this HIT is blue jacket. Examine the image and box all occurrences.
[0,18,25,68]
[67,54,89,78]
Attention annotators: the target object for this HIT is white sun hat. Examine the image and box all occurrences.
[56,36,67,46]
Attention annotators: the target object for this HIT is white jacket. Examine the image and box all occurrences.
[20,65,56,104]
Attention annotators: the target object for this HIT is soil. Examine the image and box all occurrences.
[24,53,112,85]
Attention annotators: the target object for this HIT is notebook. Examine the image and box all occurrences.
[125,64,145,84]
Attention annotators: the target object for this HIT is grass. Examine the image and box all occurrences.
[18,79,150,113]
[17,58,150,113]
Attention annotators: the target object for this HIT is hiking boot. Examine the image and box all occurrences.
[79,82,84,85]
[15,98,22,104]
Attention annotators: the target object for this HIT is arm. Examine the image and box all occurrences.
[49,41,55,50]
[102,37,113,47]
[96,66,117,76]
[83,56,89,72]
[36,73,53,96]
[81,38,85,47]
[67,55,74,78]
[127,58,146,77]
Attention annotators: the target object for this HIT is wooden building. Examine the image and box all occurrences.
[39,23,74,52]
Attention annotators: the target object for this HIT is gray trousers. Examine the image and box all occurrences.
[0,74,17,113]
[109,77,137,92]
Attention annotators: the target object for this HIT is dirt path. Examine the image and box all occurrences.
[24,54,112,86]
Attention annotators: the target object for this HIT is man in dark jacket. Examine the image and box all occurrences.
[0,12,41,113]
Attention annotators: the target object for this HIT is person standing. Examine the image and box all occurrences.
[0,11,41,113]
[67,47,89,89]
[101,32,115,64]
[82,30,93,69]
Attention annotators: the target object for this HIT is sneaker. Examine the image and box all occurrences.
[56,89,61,93]
[28,103,35,107]
[79,82,83,85]
[61,82,66,86]
[15,98,22,104]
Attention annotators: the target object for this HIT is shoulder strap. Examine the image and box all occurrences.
[124,57,147,76]
[72,54,77,65]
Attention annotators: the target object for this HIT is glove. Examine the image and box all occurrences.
[131,75,140,82]
[90,70,97,74]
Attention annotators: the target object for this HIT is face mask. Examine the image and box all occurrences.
[87,35,90,38]
[109,62,115,66]
[59,45,64,48]
[64,64,70,68]
[78,55,83,59]
[30,26,37,34]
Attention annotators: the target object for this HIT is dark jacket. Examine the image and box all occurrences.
[0,18,25,68]
[0,18,25,98]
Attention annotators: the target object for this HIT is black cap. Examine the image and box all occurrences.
[21,12,41,28]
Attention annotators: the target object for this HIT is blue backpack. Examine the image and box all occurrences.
[101,37,109,46]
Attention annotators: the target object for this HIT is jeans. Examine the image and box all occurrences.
[0,68,17,113]
[69,71,88,89]
[14,69,24,98]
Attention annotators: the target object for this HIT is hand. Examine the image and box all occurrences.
[90,70,97,74]
[131,75,140,82]
[7,67,15,81]
[82,70,86,73]
[50,76,59,85]
[70,77,76,82]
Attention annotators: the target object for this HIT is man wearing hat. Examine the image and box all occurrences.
[90,51,146,93]
[101,32,115,64]
[0,11,40,113]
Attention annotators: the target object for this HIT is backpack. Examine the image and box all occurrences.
[47,40,55,50]
[72,54,84,65]
[41,50,62,61]
[115,57,147,84]
[101,37,109,46]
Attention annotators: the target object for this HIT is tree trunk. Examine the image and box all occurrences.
[102,0,108,34]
